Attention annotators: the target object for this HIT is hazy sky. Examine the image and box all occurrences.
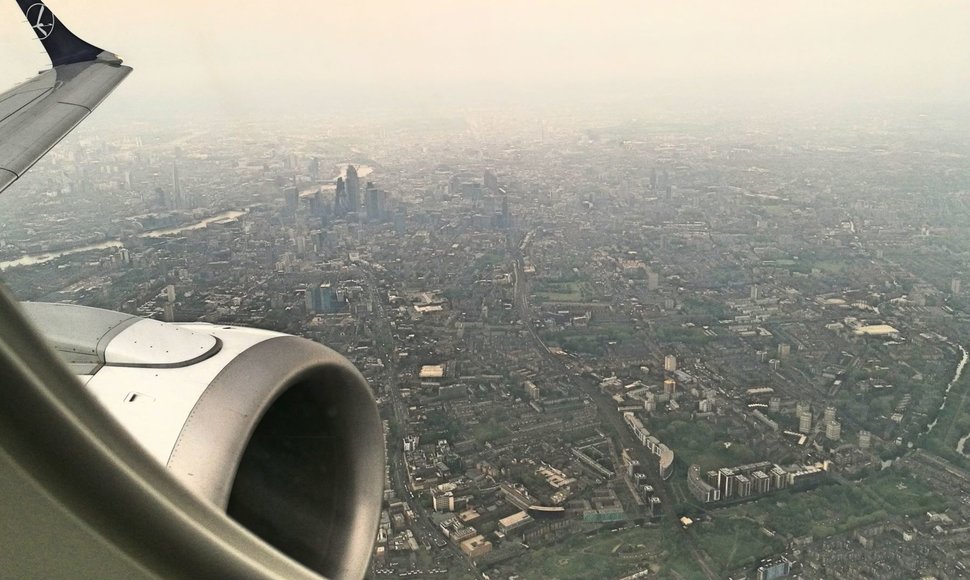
[0,1,968,117]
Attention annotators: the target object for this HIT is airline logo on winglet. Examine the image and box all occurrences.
[26,3,55,40]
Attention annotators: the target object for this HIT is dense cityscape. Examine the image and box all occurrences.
[4,103,970,579]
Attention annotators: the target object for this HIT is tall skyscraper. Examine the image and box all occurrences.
[768,397,781,412]
[305,286,319,312]
[172,160,184,209]
[366,183,386,222]
[393,209,407,235]
[736,474,752,497]
[346,165,360,212]
[484,170,499,192]
[825,420,841,441]
[500,194,511,229]
[306,283,339,314]
[823,405,837,426]
[462,182,483,200]
[284,186,299,213]
[334,177,346,215]
[155,186,170,210]
[664,355,677,373]
[310,189,326,218]
[756,558,791,580]
[664,378,676,396]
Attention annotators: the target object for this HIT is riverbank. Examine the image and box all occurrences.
[0,209,247,271]
[921,344,970,468]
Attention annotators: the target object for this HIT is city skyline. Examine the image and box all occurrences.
[5,2,970,578]
[5,102,970,577]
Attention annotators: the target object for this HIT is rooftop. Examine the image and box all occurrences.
[420,364,445,378]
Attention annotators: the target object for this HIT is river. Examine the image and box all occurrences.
[955,348,970,454]
[958,430,970,455]
[1,167,374,272]
[924,343,969,441]
[338,164,372,179]
[303,165,374,195]
[140,210,246,238]
[0,209,247,271]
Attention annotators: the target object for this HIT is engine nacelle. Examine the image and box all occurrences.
[22,302,383,580]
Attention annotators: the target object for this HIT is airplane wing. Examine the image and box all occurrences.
[0,3,383,579]
[0,0,131,194]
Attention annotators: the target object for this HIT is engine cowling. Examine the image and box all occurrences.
[22,302,384,580]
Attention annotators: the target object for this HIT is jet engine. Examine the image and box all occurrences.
[21,302,384,580]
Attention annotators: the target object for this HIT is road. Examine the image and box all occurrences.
[512,241,720,580]
[365,266,484,579]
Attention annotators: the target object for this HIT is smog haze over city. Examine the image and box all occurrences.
[1,1,968,115]
[4,1,970,579]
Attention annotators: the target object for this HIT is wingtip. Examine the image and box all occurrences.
[16,0,106,67]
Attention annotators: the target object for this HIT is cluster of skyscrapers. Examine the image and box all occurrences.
[304,282,342,314]
[155,160,191,210]
[330,165,389,221]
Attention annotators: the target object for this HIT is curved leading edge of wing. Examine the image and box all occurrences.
[0,3,323,579]
[0,0,132,194]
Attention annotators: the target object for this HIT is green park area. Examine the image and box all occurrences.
[533,281,588,303]
[540,323,639,357]
[470,419,510,444]
[648,416,761,473]
[688,467,946,574]
[759,247,869,281]
[689,516,785,575]
[507,526,705,580]
[651,322,715,347]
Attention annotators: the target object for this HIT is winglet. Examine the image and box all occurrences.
[16,0,110,67]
